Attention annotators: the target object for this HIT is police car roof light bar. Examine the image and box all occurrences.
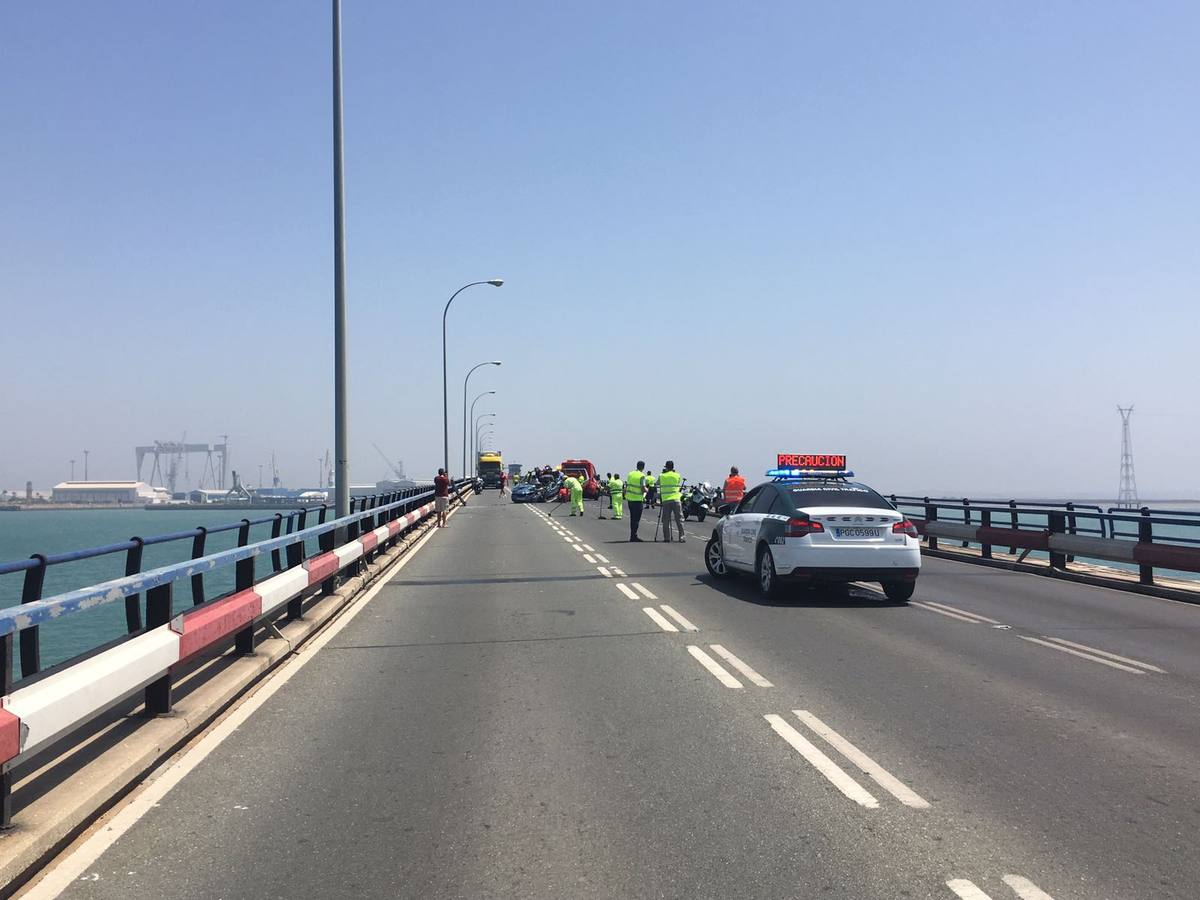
[767,468,855,482]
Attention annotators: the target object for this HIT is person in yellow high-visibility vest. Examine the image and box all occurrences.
[564,474,584,516]
[625,461,647,541]
[608,474,624,520]
[657,461,685,543]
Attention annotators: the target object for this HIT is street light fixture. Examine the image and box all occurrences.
[463,361,501,478]
[468,393,495,476]
[442,280,504,476]
[474,413,496,470]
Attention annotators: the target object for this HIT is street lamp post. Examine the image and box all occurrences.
[463,362,501,479]
[474,414,495,465]
[442,280,504,477]
[468,393,495,478]
[478,430,495,453]
[332,0,350,517]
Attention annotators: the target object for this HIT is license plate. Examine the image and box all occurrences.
[834,527,882,539]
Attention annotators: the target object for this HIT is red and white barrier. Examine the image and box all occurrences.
[0,499,440,770]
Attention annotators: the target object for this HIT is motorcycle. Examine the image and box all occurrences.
[473,477,484,495]
[682,481,716,522]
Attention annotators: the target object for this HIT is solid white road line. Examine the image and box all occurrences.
[611,567,626,577]
[659,605,699,632]
[920,600,1003,624]
[1043,637,1165,673]
[616,583,640,600]
[595,554,609,564]
[597,567,612,578]
[23,504,452,900]
[1017,636,1144,674]
[582,544,594,552]
[793,710,929,809]
[1001,874,1056,899]
[687,645,742,688]
[912,601,986,624]
[643,607,679,632]
[763,714,879,809]
[709,644,770,685]
[631,582,658,600]
[583,554,596,564]
[946,880,994,900]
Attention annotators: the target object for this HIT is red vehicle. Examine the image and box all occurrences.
[560,459,602,499]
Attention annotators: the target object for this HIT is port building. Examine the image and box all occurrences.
[51,481,169,504]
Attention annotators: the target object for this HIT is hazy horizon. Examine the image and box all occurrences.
[3,3,1197,500]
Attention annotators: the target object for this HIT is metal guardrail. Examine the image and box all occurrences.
[0,486,435,693]
[888,495,1200,587]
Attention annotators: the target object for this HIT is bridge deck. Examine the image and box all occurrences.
[39,495,1200,899]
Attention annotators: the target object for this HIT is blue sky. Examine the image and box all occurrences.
[2,2,1197,498]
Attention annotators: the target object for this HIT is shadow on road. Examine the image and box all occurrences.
[691,572,893,609]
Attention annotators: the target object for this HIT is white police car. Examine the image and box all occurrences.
[704,455,921,602]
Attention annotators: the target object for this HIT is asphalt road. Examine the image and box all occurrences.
[45,493,1200,899]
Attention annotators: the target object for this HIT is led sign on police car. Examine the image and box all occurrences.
[776,453,847,471]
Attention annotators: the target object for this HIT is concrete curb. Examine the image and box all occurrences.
[0,499,458,897]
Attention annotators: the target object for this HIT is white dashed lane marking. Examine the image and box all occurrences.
[708,644,769,685]
[659,605,698,632]
[595,554,609,564]
[793,710,929,809]
[764,714,878,809]
[615,583,640,600]
[597,567,612,578]
[687,646,742,688]
[643,607,679,632]
[583,554,596,564]
[630,583,657,600]
[1018,636,1146,674]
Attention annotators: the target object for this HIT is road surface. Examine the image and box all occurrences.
[41,493,1200,899]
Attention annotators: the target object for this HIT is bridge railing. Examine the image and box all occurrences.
[888,495,1200,589]
[0,482,467,826]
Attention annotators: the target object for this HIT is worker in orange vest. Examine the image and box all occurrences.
[722,466,746,515]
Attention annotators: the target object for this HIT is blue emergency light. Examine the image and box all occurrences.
[767,468,855,481]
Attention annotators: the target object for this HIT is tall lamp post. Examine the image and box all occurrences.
[332,0,350,516]
[478,430,495,453]
[473,413,496,470]
[468,393,495,477]
[463,362,501,479]
[442,280,504,477]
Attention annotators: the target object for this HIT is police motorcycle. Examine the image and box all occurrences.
[681,481,716,522]
[472,476,484,495]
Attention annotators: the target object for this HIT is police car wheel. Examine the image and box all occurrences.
[882,581,915,604]
[704,535,729,579]
[756,547,779,598]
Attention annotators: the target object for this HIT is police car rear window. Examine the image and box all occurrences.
[785,484,893,510]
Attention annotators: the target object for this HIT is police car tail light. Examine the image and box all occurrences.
[785,517,824,537]
[892,519,919,538]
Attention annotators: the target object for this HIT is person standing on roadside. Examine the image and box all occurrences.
[625,461,647,541]
[722,466,746,515]
[499,470,508,496]
[657,460,685,543]
[434,468,451,527]
[608,472,624,520]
